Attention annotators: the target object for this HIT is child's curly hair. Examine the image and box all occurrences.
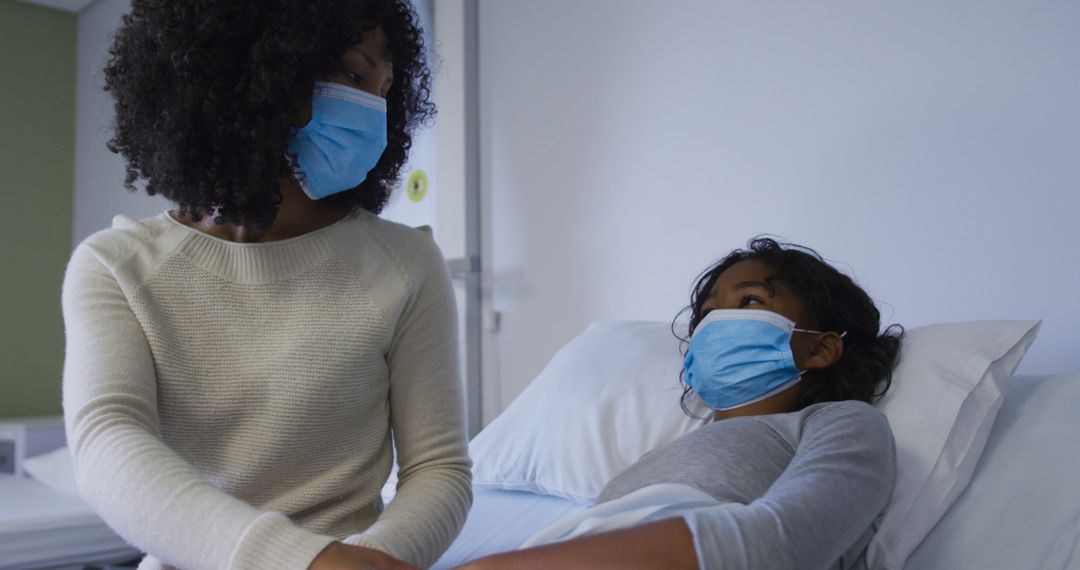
[676,237,904,412]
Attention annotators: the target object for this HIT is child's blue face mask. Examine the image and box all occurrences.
[287,81,388,200]
[684,309,840,411]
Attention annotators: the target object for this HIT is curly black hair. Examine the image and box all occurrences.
[104,0,435,228]
[676,237,904,413]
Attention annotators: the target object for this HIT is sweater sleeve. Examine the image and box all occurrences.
[681,402,896,570]
[61,244,336,570]
[343,231,473,567]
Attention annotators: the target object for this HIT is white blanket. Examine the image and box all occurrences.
[520,483,723,548]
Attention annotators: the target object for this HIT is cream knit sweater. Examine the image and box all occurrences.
[61,210,472,570]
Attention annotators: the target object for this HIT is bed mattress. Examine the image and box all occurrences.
[431,487,587,569]
[0,476,138,570]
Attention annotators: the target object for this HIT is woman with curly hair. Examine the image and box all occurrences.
[60,1,469,569]
[458,238,903,569]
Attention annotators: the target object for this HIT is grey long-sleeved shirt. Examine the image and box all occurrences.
[597,400,895,570]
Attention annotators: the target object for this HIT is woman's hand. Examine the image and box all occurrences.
[309,542,420,570]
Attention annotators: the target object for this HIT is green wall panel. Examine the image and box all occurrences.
[0,0,76,418]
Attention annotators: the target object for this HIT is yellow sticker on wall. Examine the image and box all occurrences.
[406,169,429,202]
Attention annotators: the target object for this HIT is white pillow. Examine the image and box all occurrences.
[867,320,1041,570]
[903,373,1080,570]
[471,321,709,503]
[470,319,1040,566]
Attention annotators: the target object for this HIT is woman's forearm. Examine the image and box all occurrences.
[456,517,698,570]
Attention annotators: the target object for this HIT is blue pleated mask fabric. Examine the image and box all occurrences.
[684,309,823,411]
[288,81,388,200]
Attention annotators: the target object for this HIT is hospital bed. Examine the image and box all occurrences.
[432,319,1080,569]
[433,371,1080,569]
[5,320,1077,569]
[0,475,138,569]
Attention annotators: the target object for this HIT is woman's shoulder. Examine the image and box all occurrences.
[803,399,885,420]
[70,213,185,273]
[798,400,894,446]
[347,209,438,249]
[338,209,447,283]
[64,213,193,298]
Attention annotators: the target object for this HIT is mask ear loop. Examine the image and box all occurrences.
[792,328,847,338]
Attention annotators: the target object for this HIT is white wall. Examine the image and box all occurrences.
[73,0,166,246]
[479,0,1080,412]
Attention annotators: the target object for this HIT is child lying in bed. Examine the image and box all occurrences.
[455,237,904,570]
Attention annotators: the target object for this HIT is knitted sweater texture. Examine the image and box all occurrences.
[61,211,472,570]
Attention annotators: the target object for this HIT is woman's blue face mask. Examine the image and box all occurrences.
[287,81,388,200]
[684,309,842,411]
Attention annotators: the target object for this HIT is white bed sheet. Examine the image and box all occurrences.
[0,476,139,570]
[431,488,586,569]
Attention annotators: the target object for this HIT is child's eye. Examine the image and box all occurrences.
[340,68,365,85]
[739,295,765,307]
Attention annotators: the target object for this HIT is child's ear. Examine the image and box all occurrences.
[803,332,844,370]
